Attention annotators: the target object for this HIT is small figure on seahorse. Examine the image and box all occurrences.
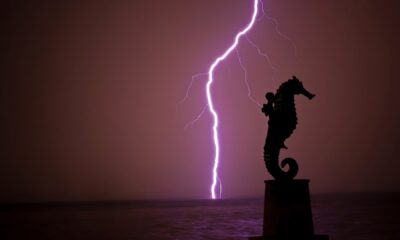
[262,76,315,180]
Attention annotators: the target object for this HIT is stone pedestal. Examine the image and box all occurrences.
[250,180,328,240]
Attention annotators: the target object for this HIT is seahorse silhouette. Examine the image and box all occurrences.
[262,76,315,180]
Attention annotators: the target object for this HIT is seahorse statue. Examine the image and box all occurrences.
[262,76,315,180]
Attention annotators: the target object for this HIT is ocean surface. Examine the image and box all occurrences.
[1,193,399,240]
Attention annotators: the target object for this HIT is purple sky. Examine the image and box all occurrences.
[1,0,400,202]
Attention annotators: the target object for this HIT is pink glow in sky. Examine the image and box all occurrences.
[1,0,400,202]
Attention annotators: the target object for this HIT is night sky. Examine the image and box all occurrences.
[1,0,399,202]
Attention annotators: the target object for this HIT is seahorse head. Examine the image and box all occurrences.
[285,76,315,100]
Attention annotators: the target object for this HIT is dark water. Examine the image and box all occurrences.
[1,193,399,240]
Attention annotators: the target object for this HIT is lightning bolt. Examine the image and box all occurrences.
[177,0,297,200]
[207,0,259,199]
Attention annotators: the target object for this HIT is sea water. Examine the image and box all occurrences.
[1,193,399,240]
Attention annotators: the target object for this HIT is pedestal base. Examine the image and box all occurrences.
[250,180,328,240]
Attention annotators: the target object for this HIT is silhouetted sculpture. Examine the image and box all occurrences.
[250,76,328,240]
[262,76,315,180]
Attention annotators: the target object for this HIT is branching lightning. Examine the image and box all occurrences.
[245,35,277,73]
[176,73,208,109]
[235,48,262,108]
[184,105,207,130]
[207,0,259,199]
[259,0,297,56]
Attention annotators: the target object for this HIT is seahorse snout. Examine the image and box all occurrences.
[302,88,315,100]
